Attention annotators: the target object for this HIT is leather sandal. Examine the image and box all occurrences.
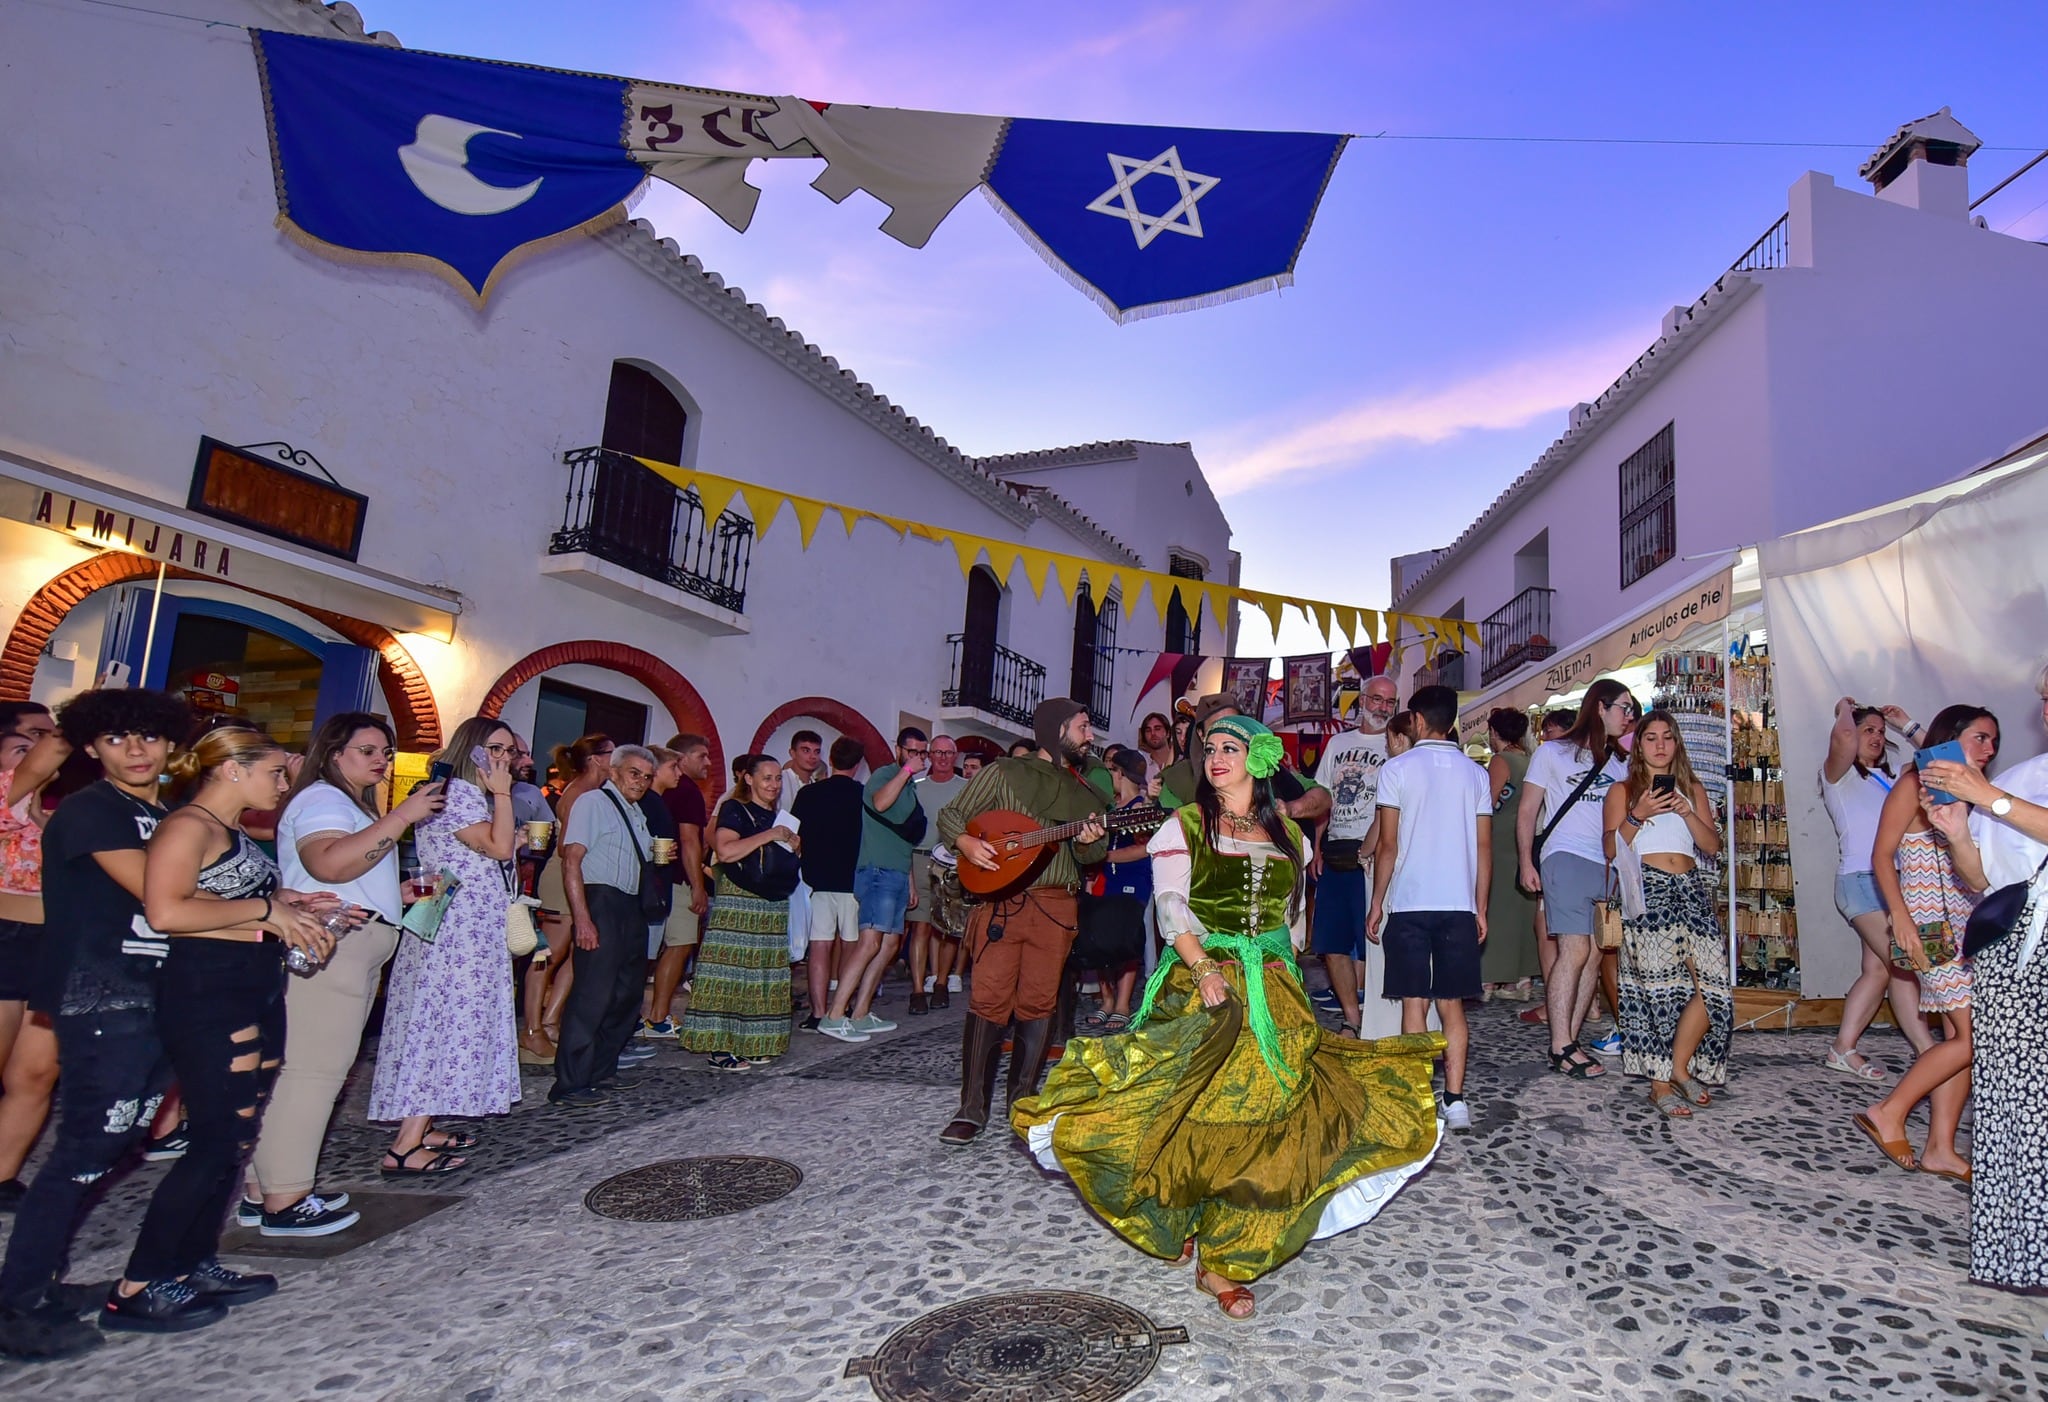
[380,1144,466,1177]
[1650,1089,1692,1119]
[1171,1239,1194,1266]
[1196,1268,1255,1320]
[1674,1076,1713,1107]
[1852,1112,1917,1171]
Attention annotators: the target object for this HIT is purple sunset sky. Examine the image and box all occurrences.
[351,0,2048,652]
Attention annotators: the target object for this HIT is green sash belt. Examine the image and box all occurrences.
[1128,926,1300,1089]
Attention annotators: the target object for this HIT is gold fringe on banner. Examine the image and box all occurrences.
[633,458,1472,652]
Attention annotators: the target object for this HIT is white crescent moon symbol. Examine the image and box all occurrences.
[398,114,544,216]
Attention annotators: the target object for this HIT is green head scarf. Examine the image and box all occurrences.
[1205,713,1286,779]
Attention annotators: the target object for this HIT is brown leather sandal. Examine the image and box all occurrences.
[1197,1269,1255,1319]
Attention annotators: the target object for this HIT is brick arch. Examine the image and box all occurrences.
[749,697,891,771]
[478,640,722,799]
[0,552,442,748]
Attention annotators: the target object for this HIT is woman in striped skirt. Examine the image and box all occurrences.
[679,755,797,1069]
[1602,710,1732,1118]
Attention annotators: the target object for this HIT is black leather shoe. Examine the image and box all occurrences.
[548,1087,608,1108]
[184,1259,278,1307]
[937,1118,983,1145]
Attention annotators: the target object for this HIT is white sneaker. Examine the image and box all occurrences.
[947,974,963,993]
[923,976,936,993]
[1443,1099,1472,1131]
[817,1017,869,1043]
[852,1013,897,1034]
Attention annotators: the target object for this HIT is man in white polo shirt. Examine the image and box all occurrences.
[1368,684,1492,1131]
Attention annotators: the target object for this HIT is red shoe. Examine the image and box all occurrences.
[1518,1005,1548,1024]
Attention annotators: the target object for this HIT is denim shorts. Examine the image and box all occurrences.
[854,866,910,936]
[1310,867,1368,959]
[1834,871,1885,922]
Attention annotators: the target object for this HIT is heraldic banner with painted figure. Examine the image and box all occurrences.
[251,30,1346,320]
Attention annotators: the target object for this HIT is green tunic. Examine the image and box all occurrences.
[1011,807,1443,1282]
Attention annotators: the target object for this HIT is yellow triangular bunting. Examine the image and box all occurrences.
[789,496,828,549]
[738,485,785,537]
[950,533,987,579]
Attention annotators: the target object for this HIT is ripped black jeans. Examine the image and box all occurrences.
[124,938,286,1284]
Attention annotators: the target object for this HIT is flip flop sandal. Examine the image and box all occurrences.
[424,1129,479,1152]
[381,1144,467,1178]
[1674,1077,1713,1107]
[1851,1112,1917,1171]
[1105,1013,1130,1032]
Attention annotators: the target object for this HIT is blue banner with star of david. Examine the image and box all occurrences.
[249,29,1347,320]
[983,120,1348,323]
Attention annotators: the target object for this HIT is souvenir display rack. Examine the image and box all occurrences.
[1728,649,1797,990]
[1652,650,1731,943]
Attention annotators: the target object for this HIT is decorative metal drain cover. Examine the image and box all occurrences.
[845,1291,1188,1401]
[582,1155,801,1222]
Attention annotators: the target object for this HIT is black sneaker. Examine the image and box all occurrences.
[100,1279,227,1334]
[597,1071,645,1091]
[184,1259,279,1306]
[44,1281,111,1320]
[259,1195,361,1238]
[0,1300,104,1362]
[798,1014,821,1032]
[0,1177,24,1212]
[239,1189,351,1227]
[547,1087,607,1109]
[141,1128,190,1162]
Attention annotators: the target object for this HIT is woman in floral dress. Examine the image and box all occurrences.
[369,716,520,1175]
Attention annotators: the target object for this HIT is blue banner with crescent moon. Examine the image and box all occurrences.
[250,30,1346,320]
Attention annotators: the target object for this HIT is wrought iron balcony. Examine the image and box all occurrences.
[1414,648,1467,692]
[550,447,752,612]
[1481,586,1557,687]
[1729,213,1789,274]
[943,634,1046,728]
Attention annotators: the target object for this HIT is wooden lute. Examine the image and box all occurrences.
[956,804,1167,898]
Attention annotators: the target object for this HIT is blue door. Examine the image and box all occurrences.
[113,593,379,735]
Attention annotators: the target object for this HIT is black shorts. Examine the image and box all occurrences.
[0,918,44,1002]
[1381,910,1481,1002]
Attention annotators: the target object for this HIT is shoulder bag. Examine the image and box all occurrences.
[1962,853,2048,958]
[721,802,801,902]
[600,788,673,923]
[865,792,928,847]
[1531,752,1608,868]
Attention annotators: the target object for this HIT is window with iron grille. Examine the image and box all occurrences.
[1618,422,1676,588]
[1163,554,1205,654]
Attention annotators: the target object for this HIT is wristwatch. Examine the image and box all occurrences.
[1991,794,2014,818]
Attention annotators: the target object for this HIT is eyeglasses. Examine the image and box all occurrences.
[902,745,929,757]
[483,742,519,756]
[1604,700,1637,716]
[348,744,397,760]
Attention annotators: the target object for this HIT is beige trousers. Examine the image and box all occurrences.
[251,917,401,1198]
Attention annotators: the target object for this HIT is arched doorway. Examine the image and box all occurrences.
[749,697,891,771]
[478,640,722,800]
[0,552,441,747]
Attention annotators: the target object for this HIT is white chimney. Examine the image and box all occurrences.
[1860,107,1981,219]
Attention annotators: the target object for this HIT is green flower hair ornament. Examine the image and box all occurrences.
[1209,714,1286,779]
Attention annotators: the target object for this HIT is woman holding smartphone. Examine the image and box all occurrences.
[239,713,446,1237]
[116,724,334,1329]
[1602,710,1729,1118]
[1858,704,1998,1178]
[367,716,520,1175]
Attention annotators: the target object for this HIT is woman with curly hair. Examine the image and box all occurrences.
[1013,714,1442,1321]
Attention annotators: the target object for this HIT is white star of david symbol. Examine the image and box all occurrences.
[1085,146,1220,249]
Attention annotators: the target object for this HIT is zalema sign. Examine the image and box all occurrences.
[31,490,236,578]
[1460,568,1734,744]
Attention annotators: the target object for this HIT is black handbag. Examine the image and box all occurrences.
[723,802,801,902]
[1963,854,2048,958]
[1071,894,1147,968]
[600,789,673,922]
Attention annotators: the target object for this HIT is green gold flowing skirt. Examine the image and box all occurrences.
[1011,957,1443,1282]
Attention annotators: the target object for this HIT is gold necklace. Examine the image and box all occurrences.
[1219,807,1261,835]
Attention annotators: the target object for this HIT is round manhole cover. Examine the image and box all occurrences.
[582,1155,801,1222]
[846,1291,1187,1402]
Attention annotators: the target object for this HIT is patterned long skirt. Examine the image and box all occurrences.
[1618,867,1734,1084]
[677,875,791,1060]
[1968,926,2048,1288]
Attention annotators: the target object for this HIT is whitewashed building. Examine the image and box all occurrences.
[0,0,1235,781]
[1390,109,2048,719]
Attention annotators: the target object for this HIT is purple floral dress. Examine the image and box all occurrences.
[369,779,519,1119]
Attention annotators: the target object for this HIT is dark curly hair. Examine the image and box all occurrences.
[56,688,192,750]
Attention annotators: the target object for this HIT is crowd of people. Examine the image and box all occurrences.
[0,658,2042,1359]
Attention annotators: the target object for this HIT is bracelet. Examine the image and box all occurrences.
[1189,957,1224,982]
[1906,722,1923,738]
[1624,813,1644,827]
[259,895,273,925]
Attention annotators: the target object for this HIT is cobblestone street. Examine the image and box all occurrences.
[3,992,2044,1401]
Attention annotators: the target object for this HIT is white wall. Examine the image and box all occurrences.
[0,1,1224,762]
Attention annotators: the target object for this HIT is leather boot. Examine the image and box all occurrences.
[939,1015,1007,1145]
[1054,959,1080,1044]
[1005,1016,1056,1119]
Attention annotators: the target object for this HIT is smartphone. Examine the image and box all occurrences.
[1652,774,1677,796]
[470,745,490,769]
[1914,740,1966,804]
[427,760,455,784]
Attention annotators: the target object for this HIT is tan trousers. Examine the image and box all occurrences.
[251,917,400,1198]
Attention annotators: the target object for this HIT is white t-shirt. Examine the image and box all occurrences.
[1971,751,2048,889]
[778,766,824,813]
[1375,740,1491,912]
[1524,740,1629,866]
[1315,727,1390,842]
[279,781,401,924]
[1820,764,1893,876]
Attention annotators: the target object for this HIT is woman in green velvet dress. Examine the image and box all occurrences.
[1012,715,1443,1320]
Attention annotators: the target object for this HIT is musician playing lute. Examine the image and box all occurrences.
[936,699,1109,1145]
